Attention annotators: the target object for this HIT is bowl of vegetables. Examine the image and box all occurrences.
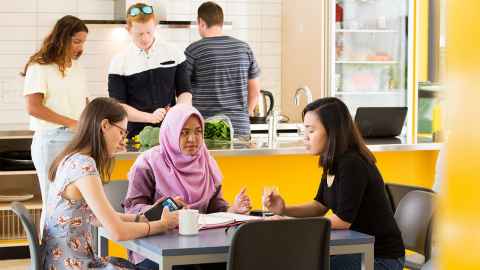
[130,115,233,151]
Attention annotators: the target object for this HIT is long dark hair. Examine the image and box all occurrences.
[302,97,375,173]
[21,15,88,77]
[48,98,127,183]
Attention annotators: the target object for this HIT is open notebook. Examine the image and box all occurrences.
[199,212,260,230]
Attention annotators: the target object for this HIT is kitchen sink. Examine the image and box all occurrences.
[250,134,305,148]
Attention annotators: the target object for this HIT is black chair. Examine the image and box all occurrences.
[394,190,436,270]
[10,201,41,270]
[385,183,434,212]
[103,180,129,212]
[227,217,331,270]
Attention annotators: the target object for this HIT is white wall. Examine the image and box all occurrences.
[0,0,282,126]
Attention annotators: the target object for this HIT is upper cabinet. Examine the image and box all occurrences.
[281,0,328,123]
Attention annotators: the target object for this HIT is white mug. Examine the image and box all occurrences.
[179,209,201,236]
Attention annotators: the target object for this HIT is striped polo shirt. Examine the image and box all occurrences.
[108,37,191,137]
[185,36,260,137]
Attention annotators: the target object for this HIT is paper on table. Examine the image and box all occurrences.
[199,214,233,226]
[198,212,260,229]
[206,212,261,222]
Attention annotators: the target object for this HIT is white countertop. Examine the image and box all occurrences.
[115,136,442,160]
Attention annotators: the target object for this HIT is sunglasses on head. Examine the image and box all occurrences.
[129,5,154,17]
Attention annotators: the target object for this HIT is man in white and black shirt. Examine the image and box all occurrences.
[108,3,192,137]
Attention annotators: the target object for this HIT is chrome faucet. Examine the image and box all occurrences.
[267,109,280,147]
[293,86,313,106]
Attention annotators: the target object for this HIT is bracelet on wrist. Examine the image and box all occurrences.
[145,222,151,236]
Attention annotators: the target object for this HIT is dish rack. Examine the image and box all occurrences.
[0,208,41,241]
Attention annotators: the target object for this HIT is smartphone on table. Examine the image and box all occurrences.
[144,197,182,221]
[250,210,273,217]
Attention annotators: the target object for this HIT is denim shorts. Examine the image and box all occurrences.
[31,127,73,236]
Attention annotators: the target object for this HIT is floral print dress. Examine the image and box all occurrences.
[40,153,128,270]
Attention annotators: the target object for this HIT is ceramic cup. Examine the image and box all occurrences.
[179,209,201,236]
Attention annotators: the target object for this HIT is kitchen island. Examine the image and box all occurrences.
[113,135,440,208]
[0,129,441,208]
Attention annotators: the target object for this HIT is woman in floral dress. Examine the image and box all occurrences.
[41,97,178,269]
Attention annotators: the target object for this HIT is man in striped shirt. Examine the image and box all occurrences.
[185,1,261,138]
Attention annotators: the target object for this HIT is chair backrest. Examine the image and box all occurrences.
[394,190,436,260]
[10,201,41,270]
[228,217,331,270]
[385,183,434,212]
[421,259,435,270]
[103,180,129,212]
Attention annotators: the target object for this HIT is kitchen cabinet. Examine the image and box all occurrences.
[281,0,327,123]
[0,132,41,248]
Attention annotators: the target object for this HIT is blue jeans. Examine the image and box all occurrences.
[31,127,73,236]
[331,254,405,270]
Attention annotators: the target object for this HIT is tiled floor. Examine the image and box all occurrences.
[0,259,30,270]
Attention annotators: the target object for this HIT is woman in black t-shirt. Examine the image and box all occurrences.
[264,97,405,270]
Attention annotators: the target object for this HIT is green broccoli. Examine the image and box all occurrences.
[138,126,160,148]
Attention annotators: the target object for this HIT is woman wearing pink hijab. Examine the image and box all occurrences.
[124,104,251,269]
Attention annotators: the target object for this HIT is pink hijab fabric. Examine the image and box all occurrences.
[153,104,222,209]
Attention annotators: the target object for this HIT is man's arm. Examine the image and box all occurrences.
[120,103,162,124]
[108,70,163,124]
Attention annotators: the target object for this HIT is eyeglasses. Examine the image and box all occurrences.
[128,5,154,17]
[111,122,129,139]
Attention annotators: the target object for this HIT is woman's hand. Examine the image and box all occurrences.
[229,187,252,214]
[138,214,148,223]
[160,207,178,230]
[148,207,178,235]
[264,192,286,215]
[172,196,188,209]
